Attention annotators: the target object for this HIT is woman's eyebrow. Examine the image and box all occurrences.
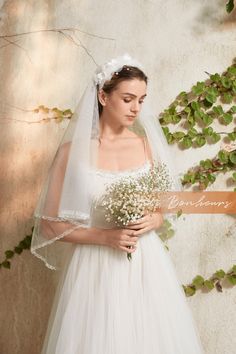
[122,93,147,98]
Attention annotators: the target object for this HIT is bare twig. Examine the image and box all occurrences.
[0,27,115,66]
[2,37,32,63]
[0,27,115,41]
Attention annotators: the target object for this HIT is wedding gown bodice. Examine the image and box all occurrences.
[89,160,152,229]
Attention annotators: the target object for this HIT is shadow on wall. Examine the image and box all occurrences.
[191,0,236,35]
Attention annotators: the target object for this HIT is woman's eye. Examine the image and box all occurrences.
[123,99,144,104]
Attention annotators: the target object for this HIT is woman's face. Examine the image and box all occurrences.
[98,79,147,127]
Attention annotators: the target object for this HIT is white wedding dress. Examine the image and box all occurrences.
[41,160,205,354]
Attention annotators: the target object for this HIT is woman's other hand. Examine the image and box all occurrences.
[103,228,138,254]
[126,212,164,236]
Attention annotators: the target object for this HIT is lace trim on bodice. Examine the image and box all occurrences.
[90,160,152,178]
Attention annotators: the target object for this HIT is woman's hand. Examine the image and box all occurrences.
[126,211,164,236]
[103,228,139,254]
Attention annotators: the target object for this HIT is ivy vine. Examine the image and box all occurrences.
[160,61,236,149]
[182,149,236,190]
[183,265,236,296]
[0,228,33,269]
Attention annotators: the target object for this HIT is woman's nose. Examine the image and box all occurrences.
[131,101,140,113]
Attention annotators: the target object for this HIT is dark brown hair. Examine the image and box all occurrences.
[97,65,148,115]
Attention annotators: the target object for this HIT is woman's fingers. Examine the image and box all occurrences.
[120,245,137,253]
[133,226,151,236]
[127,217,146,226]
[126,223,147,230]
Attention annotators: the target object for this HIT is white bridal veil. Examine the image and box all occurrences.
[30,53,182,270]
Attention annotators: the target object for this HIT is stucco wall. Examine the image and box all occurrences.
[0,1,235,353]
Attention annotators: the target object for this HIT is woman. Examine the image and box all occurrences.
[31,54,204,353]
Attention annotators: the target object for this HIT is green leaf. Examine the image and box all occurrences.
[222,93,233,104]
[172,114,181,124]
[192,275,205,287]
[184,286,196,297]
[228,66,236,75]
[213,105,224,115]
[205,94,217,104]
[221,77,232,88]
[214,269,226,279]
[167,229,175,238]
[188,128,198,138]
[203,98,214,108]
[162,114,172,124]
[166,133,174,144]
[14,246,23,254]
[182,137,192,149]
[5,250,14,259]
[195,136,206,147]
[191,101,200,111]
[204,279,215,290]
[19,240,28,250]
[173,131,185,140]
[2,260,10,269]
[187,115,195,127]
[202,113,213,126]
[210,73,221,82]
[222,113,233,125]
[63,109,72,115]
[182,173,193,184]
[228,132,236,141]
[232,172,236,181]
[207,174,216,183]
[202,127,213,136]
[177,209,183,217]
[227,275,236,285]
[226,0,234,14]
[211,133,221,143]
[162,127,170,136]
[229,151,236,164]
[163,219,172,228]
[192,82,205,95]
[229,105,236,113]
[218,150,229,163]
[207,87,219,96]
[200,159,213,169]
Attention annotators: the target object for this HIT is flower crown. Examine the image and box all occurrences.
[93,53,145,89]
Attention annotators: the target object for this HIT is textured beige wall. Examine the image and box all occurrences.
[0,0,235,353]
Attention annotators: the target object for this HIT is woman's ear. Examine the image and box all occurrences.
[97,89,107,106]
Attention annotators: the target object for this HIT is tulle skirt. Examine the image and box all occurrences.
[41,230,204,354]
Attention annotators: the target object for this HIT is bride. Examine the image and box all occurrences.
[31,53,205,354]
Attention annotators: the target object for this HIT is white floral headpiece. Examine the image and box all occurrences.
[93,53,145,89]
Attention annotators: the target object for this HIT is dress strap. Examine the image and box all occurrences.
[143,137,154,169]
[143,137,147,163]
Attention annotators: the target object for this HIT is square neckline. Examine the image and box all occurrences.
[91,136,152,175]
[90,160,152,176]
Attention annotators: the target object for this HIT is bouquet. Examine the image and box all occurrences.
[96,162,173,260]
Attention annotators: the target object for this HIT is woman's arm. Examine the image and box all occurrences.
[41,217,107,246]
[42,218,138,255]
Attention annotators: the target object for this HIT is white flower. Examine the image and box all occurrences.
[93,53,144,89]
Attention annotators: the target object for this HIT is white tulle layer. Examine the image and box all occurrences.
[41,230,204,354]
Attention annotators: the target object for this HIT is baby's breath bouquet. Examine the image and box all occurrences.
[97,162,173,260]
